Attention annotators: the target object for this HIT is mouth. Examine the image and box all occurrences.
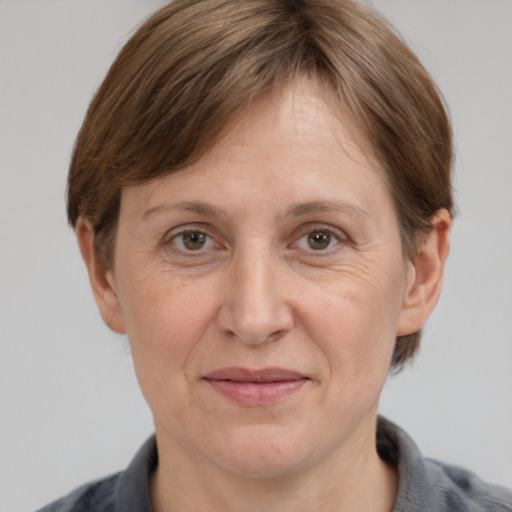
[203,367,310,406]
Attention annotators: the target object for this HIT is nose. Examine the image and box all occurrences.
[216,249,294,345]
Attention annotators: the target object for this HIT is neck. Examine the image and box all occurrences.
[150,418,398,512]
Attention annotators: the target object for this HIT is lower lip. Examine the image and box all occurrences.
[205,379,308,406]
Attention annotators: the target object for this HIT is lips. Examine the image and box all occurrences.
[203,367,309,406]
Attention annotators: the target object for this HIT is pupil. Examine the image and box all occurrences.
[308,231,331,250]
[183,232,206,250]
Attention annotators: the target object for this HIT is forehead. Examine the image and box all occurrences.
[119,78,392,225]
[221,78,376,166]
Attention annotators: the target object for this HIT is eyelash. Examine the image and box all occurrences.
[165,229,221,255]
[291,226,346,254]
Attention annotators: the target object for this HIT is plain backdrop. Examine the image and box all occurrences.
[1,1,511,511]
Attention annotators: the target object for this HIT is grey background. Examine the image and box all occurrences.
[1,1,511,511]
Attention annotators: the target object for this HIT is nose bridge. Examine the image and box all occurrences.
[217,244,292,345]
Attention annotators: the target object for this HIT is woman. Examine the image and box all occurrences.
[36,0,512,510]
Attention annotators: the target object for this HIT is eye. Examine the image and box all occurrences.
[170,230,217,251]
[294,229,342,251]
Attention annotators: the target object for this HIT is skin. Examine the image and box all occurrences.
[77,78,450,512]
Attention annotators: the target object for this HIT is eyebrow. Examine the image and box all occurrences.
[141,199,368,222]
[141,201,231,222]
[285,200,368,219]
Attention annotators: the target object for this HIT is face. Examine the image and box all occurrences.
[102,80,419,479]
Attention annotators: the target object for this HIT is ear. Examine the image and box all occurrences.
[397,209,451,336]
[75,218,126,334]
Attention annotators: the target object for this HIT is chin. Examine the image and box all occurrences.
[206,424,319,480]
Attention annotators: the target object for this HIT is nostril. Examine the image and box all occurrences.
[217,308,293,345]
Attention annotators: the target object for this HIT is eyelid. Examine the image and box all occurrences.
[162,221,211,239]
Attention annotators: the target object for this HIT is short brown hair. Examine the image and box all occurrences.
[67,0,453,370]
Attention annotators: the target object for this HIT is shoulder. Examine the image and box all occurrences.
[423,458,512,512]
[34,473,120,512]
[377,417,512,512]
[34,436,157,512]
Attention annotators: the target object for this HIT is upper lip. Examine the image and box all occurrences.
[204,367,308,383]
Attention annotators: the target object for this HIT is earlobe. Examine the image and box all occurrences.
[75,218,126,334]
[397,209,451,336]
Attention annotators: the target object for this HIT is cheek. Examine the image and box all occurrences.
[117,270,223,430]
[299,270,404,377]
[117,266,219,376]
